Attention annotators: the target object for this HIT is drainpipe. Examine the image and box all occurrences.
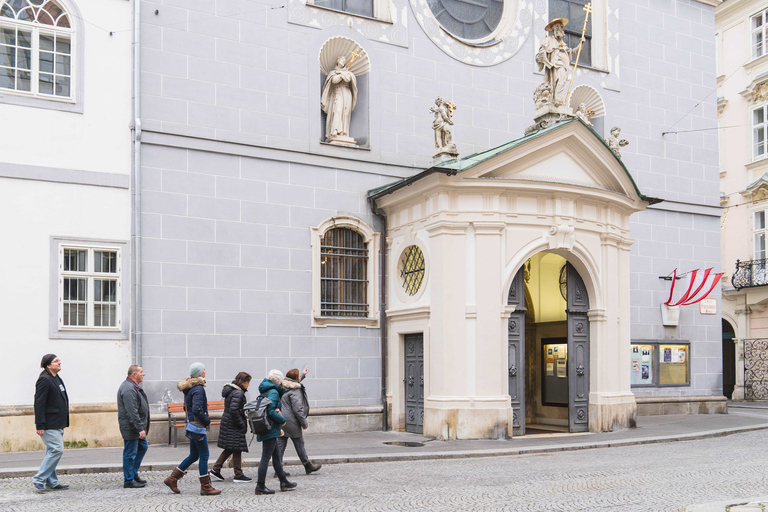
[131,0,142,365]
[370,199,388,431]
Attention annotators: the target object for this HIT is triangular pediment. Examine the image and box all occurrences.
[369,119,659,210]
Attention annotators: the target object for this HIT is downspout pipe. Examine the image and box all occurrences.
[131,0,142,365]
[370,198,388,431]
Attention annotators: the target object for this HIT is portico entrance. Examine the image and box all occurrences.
[508,254,590,435]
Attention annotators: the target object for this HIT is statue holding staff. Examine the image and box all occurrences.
[535,17,575,108]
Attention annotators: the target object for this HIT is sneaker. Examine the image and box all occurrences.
[33,482,49,493]
[208,469,225,482]
[233,474,252,483]
[50,484,69,490]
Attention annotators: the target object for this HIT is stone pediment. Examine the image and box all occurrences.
[368,119,659,209]
[743,173,768,200]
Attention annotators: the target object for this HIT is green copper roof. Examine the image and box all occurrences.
[368,118,661,205]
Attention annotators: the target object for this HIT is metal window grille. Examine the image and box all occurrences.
[320,227,368,317]
[400,245,425,296]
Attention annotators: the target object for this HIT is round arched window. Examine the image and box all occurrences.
[399,245,425,296]
[427,0,503,42]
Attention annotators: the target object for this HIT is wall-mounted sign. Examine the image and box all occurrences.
[699,298,717,315]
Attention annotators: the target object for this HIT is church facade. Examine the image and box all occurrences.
[131,0,722,439]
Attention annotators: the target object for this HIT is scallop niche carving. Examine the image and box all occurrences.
[319,37,370,147]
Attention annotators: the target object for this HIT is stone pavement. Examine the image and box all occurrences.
[3,421,768,511]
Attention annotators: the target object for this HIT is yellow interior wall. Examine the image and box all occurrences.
[527,253,567,323]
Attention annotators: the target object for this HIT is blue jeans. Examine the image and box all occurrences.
[33,429,64,488]
[122,437,148,484]
[178,434,209,476]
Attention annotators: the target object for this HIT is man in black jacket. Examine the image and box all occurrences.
[32,354,70,492]
[117,365,150,488]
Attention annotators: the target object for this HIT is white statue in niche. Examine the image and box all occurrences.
[321,55,358,146]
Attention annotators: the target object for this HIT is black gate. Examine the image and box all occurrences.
[566,263,590,433]
[507,267,526,436]
[744,338,768,400]
[404,333,424,433]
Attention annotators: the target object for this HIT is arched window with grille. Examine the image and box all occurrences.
[311,216,380,328]
[0,0,73,99]
[320,227,368,317]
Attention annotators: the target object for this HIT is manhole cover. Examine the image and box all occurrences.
[383,441,424,447]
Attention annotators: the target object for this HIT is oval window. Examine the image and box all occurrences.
[399,245,425,296]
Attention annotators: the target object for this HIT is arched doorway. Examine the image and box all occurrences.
[722,319,736,399]
[508,253,590,435]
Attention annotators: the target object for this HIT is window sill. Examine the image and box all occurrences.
[746,157,768,172]
[306,4,393,24]
[312,316,379,328]
[51,329,126,341]
[745,52,768,71]
[0,90,81,113]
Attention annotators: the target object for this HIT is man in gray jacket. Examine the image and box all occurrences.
[117,365,150,488]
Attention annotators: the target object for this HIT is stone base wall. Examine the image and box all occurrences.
[589,400,638,432]
[1,404,384,452]
[0,404,123,453]
[423,406,514,440]
[635,396,728,416]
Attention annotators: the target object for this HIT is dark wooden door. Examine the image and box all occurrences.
[404,333,424,434]
[566,262,590,433]
[722,320,736,399]
[507,267,526,436]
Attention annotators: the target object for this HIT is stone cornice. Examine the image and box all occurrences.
[739,73,768,104]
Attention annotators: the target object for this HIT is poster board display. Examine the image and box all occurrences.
[630,345,654,386]
[542,337,568,406]
[659,344,689,384]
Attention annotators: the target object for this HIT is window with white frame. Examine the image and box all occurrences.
[307,0,390,21]
[754,104,767,161]
[752,7,768,60]
[311,216,380,328]
[755,210,768,262]
[59,245,121,330]
[0,0,72,99]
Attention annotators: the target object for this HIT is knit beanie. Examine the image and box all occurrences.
[40,354,57,369]
[267,369,284,386]
[189,362,205,378]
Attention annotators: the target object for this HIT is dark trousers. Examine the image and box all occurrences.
[178,434,209,476]
[257,437,286,486]
[122,437,148,484]
[279,436,309,465]
[213,449,243,476]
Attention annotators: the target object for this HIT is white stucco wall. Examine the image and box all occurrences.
[0,0,133,174]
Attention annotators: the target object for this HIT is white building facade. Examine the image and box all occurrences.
[0,0,133,450]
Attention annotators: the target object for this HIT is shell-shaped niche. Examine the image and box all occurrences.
[319,36,370,77]
[569,85,605,118]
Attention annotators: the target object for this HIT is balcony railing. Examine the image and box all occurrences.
[733,258,768,290]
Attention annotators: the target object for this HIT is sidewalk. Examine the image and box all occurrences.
[3,410,768,480]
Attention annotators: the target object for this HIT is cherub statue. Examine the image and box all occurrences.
[605,126,629,158]
[533,82,552,111]
[574,103,593,126]
[430,96,457,157]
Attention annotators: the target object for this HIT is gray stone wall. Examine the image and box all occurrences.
[138,0,722,401]
[139,144,390,406]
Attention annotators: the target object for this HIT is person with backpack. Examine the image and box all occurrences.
[254,369,297,495]
[209,372,251,483]
[163,363,221,496]
[279,367,321,475]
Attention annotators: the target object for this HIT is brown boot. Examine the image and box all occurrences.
[199,474,221,496]
[163,467,185,494]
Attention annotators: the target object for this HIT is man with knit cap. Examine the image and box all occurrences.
[32,354,70,493]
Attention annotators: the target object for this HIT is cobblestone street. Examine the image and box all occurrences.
[3,426,768,512]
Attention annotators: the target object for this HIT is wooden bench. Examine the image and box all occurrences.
[167,400,225,447]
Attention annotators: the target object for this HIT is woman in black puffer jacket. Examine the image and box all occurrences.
[209,372,251,483]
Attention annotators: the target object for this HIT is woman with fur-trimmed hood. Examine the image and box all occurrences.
[279,367,321,475]
[209,372,251,483]
[163,363,221,496]
[254,370,297,495]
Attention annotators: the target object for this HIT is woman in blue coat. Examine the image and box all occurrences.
[255,369,297,495]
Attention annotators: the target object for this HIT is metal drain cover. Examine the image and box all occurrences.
[383,441,425,447]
